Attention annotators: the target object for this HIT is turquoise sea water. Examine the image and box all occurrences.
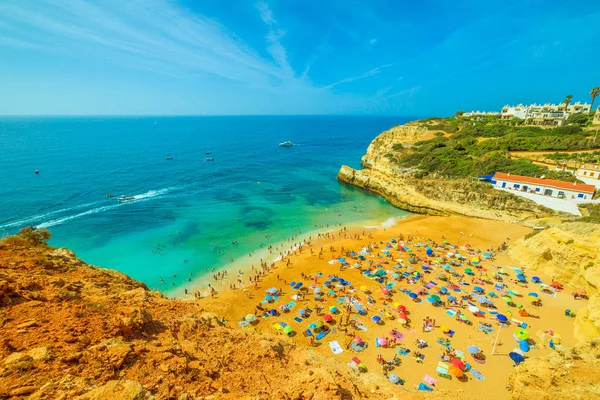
[0,116,412,291]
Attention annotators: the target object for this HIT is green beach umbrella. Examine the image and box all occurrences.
[283,325,292,334]
[465,268,473,274]
[430,295,441,302]
[515,329,529,340]
[502,296,512,302]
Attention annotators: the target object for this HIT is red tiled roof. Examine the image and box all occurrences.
[493,172,595,194]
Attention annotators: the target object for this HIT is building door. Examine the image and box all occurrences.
[558,191,565,199]
[523,186,528,192]
[501,182,506,188]
[544,189,552,196]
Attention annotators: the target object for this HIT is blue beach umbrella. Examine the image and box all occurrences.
[516,274,526,282]
[513,268,524,275]
[509,352,525,365]
[290,281,296,287]
[467,346,481,354]
[389,373,401,384]
[265,296,273,302]
[266,287,278,294]
[371,315,381,323]
[409,292,418,299]
[528,292,539,298]
[497,314,508,323]
[338,257,346,263]
[471,369,484,380]
[532,276,541,283]
[269,309,277,316]
[440,287,448,293]
[474,286,484,293]
[519,340,530,352]
[298,309,306,315]
[483,253,491,259]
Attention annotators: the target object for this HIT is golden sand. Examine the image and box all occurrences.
[195,216,584,398]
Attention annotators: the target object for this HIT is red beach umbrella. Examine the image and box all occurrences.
[397,305,407,312]
[451,358,465,370]
[323,314,333,322]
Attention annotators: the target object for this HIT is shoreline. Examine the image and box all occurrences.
[164,213,418,299]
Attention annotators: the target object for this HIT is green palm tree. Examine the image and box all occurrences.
[562,94,573,110]
[590,87,600,112]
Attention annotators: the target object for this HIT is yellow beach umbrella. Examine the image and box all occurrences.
[360,286,368,291]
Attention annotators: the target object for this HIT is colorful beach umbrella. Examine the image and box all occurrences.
[244,314,257,322]
[509,352,525,365]
[323,314,333,322]
[515,329,529,340]
[389,373,400,384]
[474,286,484,293]
[471,368,484,380]
[528,292,539,298]
[377,337,388,346]
[496,314,508,323]
[451,358,465,369]
[371,315,382,323]
[409,292,418,299]
[467,346,481,354]
[283,325,292,334]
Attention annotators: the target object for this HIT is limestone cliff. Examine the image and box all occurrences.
[509,223,600,341]
[337,123,554,224]
[0,233,399,400]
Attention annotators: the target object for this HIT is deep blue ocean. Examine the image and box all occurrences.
[0,116,411,292]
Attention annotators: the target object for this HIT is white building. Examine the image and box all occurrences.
[500,102,592,126]
[593,106,600,125]
[576,164,600,189]
[501,104,529,120]
[461,111,501,117]
[491,172,595,200]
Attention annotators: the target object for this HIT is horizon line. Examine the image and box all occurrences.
[0,114,428,118]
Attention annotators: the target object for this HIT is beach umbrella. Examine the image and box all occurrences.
[483,253,491,259]
[278,304,288,311]
[467,345,481,354]
[509,352,525,365]
[448,296,456,302]
[508,290,520,296]
[268,309,277,316]
[338,257,346,263]
[458,314,469,322]
[528,292,539,298]
[409,292,418,299]
[377,337,388,347]
[532,276,541,283]
[513,268,524,275]
[468,305,480,313]
[451,358,465,370]
[388,373,400,384]
[371,315,382,323]
[516,274,526,282]
[265,296,273,302]
[360,285,368,292]
[440,286,448,293]
[266,287,278,294]
[474,286,484,293]
[450,365,464,378]
[430,294,440,302]
[298,309,306,315]
[290,281,296,287]
[471,368,484,380]
[283,325,292,334]
[515,329,529,340]
[315,321,324,328]
[427,297,437,303]
[353,336,363,343]
[519,340,530,352]
[397,305,407,312]
[323,314,333,322]
[506,310,513,317]
[440,325,449,333]
[381,288,390,295]
[502,296,512,303]
[465,268,473,274]
[244,314,257,322]
[329,306,338,313]
[471,257,480,264]
[397,314,408,321]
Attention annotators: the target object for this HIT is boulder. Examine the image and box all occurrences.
[3,352,33,365]
[77,380,151,400]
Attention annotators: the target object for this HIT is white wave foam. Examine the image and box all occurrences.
[363,217,398,229]
[35,188,172,229]
[0,202,98,230]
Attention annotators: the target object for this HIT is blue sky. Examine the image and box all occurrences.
[1,0,599,116]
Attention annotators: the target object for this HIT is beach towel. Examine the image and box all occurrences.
[397,348,410,356]
[293,317,302,323]
[349,342,366,352]
[436,366,451,378]
[446,308,457,317]
[423,374,437,386]
[302,329,313,338]
[329,341,344,355]
[478,325,494,334]
[347,361,358,371]
[444,330,455,338]
[436,339,451,348]
[238,321,249,327]
[390,331,405,342]
[352,356,362,364]
[357,325,368,332]
[417,383,433,391]
[315,330,330,340]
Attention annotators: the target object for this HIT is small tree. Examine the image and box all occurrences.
[567,113,589,126]
[590,87,600,112]
[17,227,51,246]
[563,94,573,110]
[454,110,465,117]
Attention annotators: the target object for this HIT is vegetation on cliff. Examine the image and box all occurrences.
[391,116,598,179]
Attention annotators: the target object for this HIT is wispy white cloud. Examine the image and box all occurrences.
[321,63,395,90]
[385,86,421,100]
[256,1,295,80]
[0,0,296,86]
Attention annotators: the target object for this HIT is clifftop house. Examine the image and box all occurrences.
[491,172,595,200]
[501,102,591,126]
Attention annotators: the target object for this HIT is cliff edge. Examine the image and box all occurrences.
[337,123,556,224]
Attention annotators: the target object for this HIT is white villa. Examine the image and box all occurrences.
[501,102,592,126]
[491,172,595,200]
[461,111,501,117]
[576,164,600,189]
[593,106,600,125]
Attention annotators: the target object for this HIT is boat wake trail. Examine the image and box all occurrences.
[2,188,172,230]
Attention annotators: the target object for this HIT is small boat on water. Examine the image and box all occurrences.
[279,141,294,147]
[105,194,114,198]
[166,156,173,160]
[118,195,135,202]
[206,151,211,154]
[205,157,214,161]
[34,169,39,174]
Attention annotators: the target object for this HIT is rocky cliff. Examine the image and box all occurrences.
[0,233,400,400]
[508,223,600,341]
[337,123,555,224]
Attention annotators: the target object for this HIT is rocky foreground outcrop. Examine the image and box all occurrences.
[0,234,400,400]
[337,123,554,223]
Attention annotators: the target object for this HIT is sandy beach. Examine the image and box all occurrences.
[193,215,584,398]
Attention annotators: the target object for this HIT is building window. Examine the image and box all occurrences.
[514,184,520,188]
[578,193,584,198]
[583,171,587,176]
[535,188,540,192]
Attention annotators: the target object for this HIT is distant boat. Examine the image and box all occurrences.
[205,157,214,162]
[105,194,114,198]
[279,141,294,147]
[206,151,211,154]
[117,195,135,202]
[34,169,39,174]
[166,156,173,160]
